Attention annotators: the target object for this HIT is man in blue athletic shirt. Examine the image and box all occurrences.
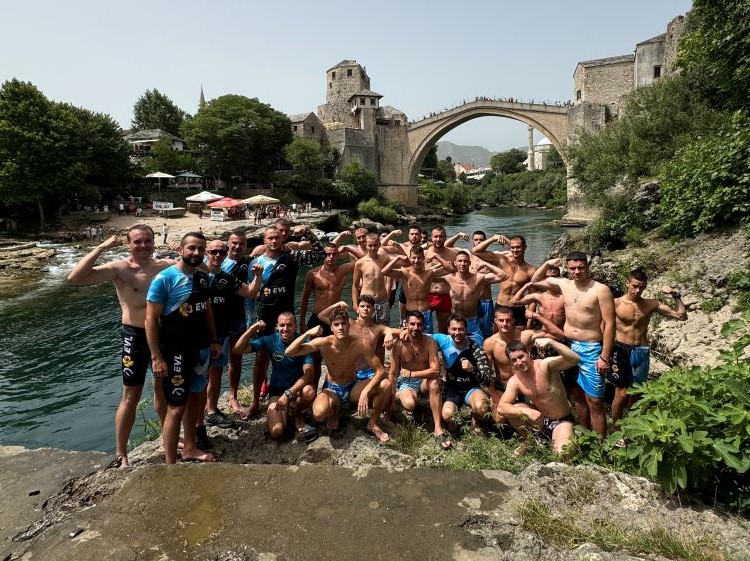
[243,224,326,419]
[234,312,317,441]
[146,232,221,464]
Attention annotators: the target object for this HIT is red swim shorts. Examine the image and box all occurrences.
[428,292,452,313]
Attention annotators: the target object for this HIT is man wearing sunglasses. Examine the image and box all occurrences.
[203,240,262,432]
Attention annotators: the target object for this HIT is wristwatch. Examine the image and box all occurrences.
[284,389,295,400]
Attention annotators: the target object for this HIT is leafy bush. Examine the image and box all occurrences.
[356,198,398,224]
[661,110,750,237]
[573,315,750,512]
[480,169,566,207]
[585,191,660,252]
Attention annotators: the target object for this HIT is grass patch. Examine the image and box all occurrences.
[387,422,432,455]
[130,398,161,449]
[518,499,732,561]
[439,431,554,474]
[700,296,726,313]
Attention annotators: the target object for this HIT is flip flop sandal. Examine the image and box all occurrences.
[435,432,453,451]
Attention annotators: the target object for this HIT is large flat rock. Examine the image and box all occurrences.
[3,456,518,561]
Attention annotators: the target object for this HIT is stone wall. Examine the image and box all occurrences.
[664,14,688,75]
[575,57,634,118]
[376,122,410,185]
[327,128,378,174]
[635,38,666,88]
[378,184,417,205]
[567,102,607,136]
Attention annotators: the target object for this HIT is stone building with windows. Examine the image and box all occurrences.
[568,14,687,137]
[289,59,414,203]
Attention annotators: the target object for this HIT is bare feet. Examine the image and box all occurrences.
[119,455,132,468]
[295,415,305,432]
[367,420,390,443]
[181,449,217,462]
[326,414,339,431]
[229,397,245,415]
[241,401,259,421]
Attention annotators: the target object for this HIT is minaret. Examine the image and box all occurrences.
[199,86,206,110]
[527,126,535,171]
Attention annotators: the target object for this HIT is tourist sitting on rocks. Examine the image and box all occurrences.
[234,313,318,442]
[497,338,580,457]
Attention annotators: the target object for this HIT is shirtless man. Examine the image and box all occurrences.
[392,225,426,322]
[286,308,392,442]
[352,233,392,325]
[388,310,452,449]
[497,339,580,455]
[511,259,566,337]
[337,227,370,259]
[611,269,686,424]
[299,243,355,383]
[381,245,452,333]
[441,250,508,345]
[446,230,495,337]
[68,225,172,468]
[425,226,459,333]
[531,251,615,438]
[318,296,393,377]
[483,306,534,422]
[472,234,537,327]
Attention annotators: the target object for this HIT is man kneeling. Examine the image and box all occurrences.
[286,308,392,442]
[498,339,580,456]
[234,313,317,441]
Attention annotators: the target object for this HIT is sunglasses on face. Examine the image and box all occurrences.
[208,249,228,256]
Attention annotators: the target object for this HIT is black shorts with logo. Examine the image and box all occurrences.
[121,324,150,387]
[160,345,199,407]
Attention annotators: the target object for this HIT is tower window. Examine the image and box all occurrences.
[654,65,662,78]
[360,97,365,104]
[332,71,336,79]
[370,98,376,106]
[576,89,582,101]
[347,69,352,77]
[293,125,298,132]
[329,82,332,89]
[311,126,315,133]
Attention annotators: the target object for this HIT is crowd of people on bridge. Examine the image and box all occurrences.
[413,97,575,122]
[68,219,687,466]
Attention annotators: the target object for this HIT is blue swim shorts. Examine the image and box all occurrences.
[323,379,357,403]
[571,339,604,398]
[397,376,422,393]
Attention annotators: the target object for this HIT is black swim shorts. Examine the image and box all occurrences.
[121,324,150,387]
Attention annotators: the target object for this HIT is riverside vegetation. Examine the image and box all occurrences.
[561,0,750,515]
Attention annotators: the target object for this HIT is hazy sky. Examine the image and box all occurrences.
[2,0,691,152]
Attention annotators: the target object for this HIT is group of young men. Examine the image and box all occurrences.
[68,218,687,465]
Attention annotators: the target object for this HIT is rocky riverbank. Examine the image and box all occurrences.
[3,442,748,561]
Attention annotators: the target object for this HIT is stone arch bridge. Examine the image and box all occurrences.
[379,99,572,208]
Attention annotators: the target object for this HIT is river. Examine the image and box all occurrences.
[0,207,564,452]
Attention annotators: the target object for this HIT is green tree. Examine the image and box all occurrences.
[435,158,456,182]
[661,110,750,236]
[0,79,130,229]
[490,148,526,175]
[181,94,292,181]
[677,0,750,112]
[420,145,439,177]
[132,89,189,136]
[339,160,377,200]
[323,146,340,178]
[284,137,324,176]
[140,138,197,177]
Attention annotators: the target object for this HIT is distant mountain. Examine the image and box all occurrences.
[436,141,497,168]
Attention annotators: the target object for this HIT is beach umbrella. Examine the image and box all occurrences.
[242,194,280,206]
[207,197,245,208]
[185,191,223,202]
[145,171,175,190]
